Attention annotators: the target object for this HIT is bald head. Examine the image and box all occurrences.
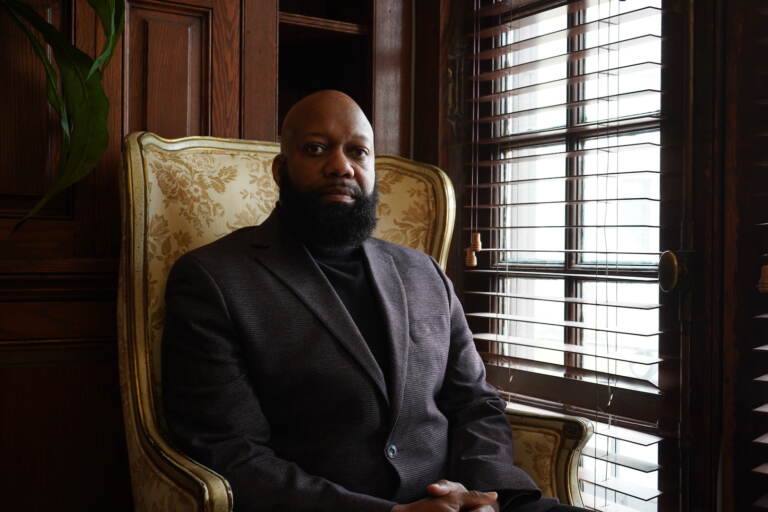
[280,90,374,155]
[272,90,378,247]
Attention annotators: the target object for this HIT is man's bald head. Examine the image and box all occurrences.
[280,90,374,155]
[271,90,378,247]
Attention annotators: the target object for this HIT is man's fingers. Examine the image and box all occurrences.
[424,481,497,511]
[425,479,467,496]
[457,490,498,508]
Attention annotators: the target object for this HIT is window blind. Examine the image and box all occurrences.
[466,2,673,511]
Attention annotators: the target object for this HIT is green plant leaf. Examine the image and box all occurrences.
[87,0,125,79]
[2,0,113,228]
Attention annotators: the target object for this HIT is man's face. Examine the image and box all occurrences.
[276,108,375,207]
[272,92,378,247]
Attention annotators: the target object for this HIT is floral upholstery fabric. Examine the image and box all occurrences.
[374,162,435,253]
[510,426,559,498]
[143,144,280,404]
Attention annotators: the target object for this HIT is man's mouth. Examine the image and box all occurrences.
[319,186,357,203]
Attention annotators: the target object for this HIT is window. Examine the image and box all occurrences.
[466,1,676,511]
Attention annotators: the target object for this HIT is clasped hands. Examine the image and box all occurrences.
[392,479,500,512]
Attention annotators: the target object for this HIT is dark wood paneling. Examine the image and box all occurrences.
[0,0,69,218]
[372,0,411,156]
[412,0,467,285]
[209,0,240,137]
[241,0,278,141]
[0,301,115,340]
[126,0,210,137]
[0,358,132,512]
[721,1,768,510]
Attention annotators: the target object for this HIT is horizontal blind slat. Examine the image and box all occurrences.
[474,7,660,60]
[476,90,661,124]
[473,62,661,103]
[483,355,660,395]
[466,269,658,282]
[465,170,660,186]
[468,313,661,336]
[474,34,660,82]
[465,290,661,309]
[462,248,661,256]
[593,422,663,446]
[474,333,661,364]
[469,142,660,165]
[461,224,660,229]
[484,363,662,423]
[582,492,647,512]
[583,444,661,472]
[475,0,650,22]
[580,469,662,501]
[466,197,660,208]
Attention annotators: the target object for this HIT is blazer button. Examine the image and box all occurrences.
[386,444,398,459]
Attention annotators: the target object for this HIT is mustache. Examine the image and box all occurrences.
[313,182,364,199]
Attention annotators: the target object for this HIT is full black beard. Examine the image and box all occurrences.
[278,172,379,248]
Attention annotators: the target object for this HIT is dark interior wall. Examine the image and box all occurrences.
[720,0,768,509]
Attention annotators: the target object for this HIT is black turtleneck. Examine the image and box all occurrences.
[307,244,391,387]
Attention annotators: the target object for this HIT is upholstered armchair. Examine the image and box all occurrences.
[118,132,591,511]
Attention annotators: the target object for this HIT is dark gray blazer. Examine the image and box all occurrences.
[162,213,540,511]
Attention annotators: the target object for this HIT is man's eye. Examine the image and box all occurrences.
[304,143,326,155]
[349,147,370,159]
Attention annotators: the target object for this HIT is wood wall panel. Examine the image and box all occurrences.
[0,360,132,512]
[208,0,239,137]
[0,302,116,341]
[372,0,411,156]
[0,0,69,217]
[126,1,210,138]
[241,0,278,141]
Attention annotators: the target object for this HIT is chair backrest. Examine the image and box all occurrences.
[117,131,455,511]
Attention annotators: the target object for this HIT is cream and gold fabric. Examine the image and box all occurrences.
[506,406,592,507]
[118,132,588,512]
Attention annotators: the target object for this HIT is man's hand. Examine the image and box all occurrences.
[391,479,499,512]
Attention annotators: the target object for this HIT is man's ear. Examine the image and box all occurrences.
[271,154,285,185]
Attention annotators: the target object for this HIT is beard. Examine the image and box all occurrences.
[277,171,379,248]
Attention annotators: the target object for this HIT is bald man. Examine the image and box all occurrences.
[162,91,581,512]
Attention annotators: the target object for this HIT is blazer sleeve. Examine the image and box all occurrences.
[162,253,396,512]
[430,259,542,501]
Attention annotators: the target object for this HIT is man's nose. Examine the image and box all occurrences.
[322,148,354,177]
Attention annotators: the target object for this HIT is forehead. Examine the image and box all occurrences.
[292,112,372,142]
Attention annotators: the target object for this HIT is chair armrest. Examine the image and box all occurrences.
[505,404,593,508]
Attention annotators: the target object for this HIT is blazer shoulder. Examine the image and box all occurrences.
[173,225,259,272]
[366,237,435,264]
[365,238,443,279]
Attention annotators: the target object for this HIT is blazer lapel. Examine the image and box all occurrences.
[249,214,389,403]
[363,240,409,418]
